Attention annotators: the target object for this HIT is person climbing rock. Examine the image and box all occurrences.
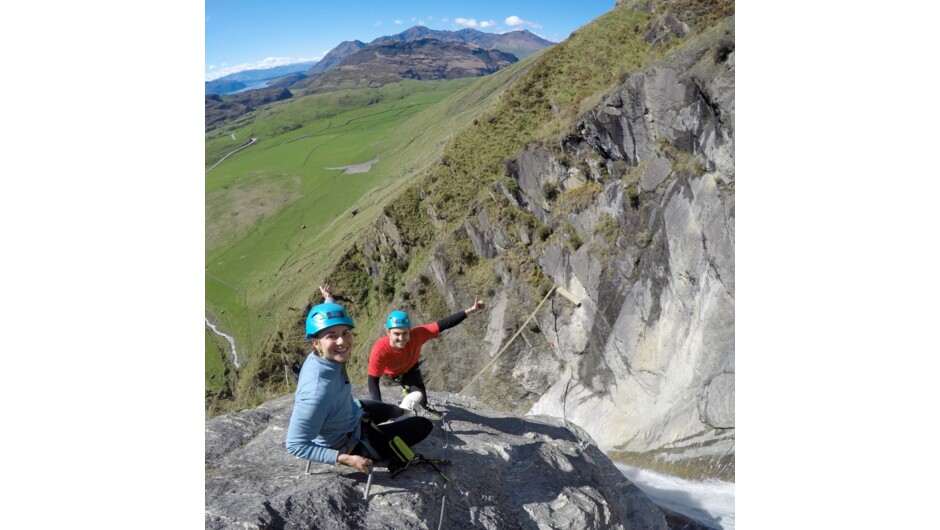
[368,298,486,415]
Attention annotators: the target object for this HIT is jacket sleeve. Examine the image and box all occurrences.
[284,388,340,465]
[367,375,382,402]
[436,309,468,333]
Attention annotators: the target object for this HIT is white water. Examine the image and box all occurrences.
[205,318,240,369]
[616,464,735,529]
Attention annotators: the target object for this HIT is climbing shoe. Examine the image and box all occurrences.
[400,391,423,411]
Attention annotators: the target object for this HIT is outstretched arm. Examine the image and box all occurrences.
[437,297,486,332]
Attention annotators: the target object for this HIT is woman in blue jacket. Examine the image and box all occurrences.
[285,301,433,473]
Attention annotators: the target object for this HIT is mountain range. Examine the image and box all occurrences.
[204,26,553,96]
[289,38,518,93]
[369,26,552,59]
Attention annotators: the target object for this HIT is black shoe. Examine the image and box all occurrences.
[419,404,445,419]
[387,459,407,475]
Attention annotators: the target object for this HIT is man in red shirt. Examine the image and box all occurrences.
[368,297,485,415]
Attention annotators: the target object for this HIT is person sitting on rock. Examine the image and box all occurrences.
[368,298,486,415]
[285,301,433,473]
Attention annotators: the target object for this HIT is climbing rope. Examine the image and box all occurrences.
[459,286,558,395]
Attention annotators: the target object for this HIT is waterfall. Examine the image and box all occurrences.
[616,463,735,529]
[205,317,240,369]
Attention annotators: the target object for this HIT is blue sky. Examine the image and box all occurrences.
[206,0,617,81]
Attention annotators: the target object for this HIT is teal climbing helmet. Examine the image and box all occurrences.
[306,302,355,340]
[386,310,411,329]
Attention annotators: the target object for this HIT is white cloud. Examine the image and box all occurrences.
[205,56,319,81]
[418,19,425,26]
[504,15,542,29]
[479,20,496,28]
[394,19,403,25]
[374,21,382,27]
[455,17,477,27]
[441,17,448,22]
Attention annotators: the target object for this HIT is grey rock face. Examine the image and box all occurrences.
[457,19,735,480]
[315,16,735,483]
[206,389,668,529]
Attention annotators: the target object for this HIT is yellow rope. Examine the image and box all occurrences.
[459,286,557,395]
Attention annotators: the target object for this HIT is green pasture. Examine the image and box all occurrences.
[204,71,532,403]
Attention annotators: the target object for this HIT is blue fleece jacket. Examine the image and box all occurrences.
[285,353,362,465]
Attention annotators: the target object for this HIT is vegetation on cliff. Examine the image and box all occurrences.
[206,0,735,419]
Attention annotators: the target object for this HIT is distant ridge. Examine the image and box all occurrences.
[292,38,518,93]
[305,26,554,81]
[369,26,554,59]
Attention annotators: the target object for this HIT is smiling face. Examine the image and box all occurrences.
[387,327,411,350]
[312,324,354,363]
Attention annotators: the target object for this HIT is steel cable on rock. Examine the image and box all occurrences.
[436,412,449,530]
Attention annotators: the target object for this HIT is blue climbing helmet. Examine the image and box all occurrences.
[306,302,355,340]
[385,310,411,329]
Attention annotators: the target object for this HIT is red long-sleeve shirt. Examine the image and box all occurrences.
[367,322,440,378]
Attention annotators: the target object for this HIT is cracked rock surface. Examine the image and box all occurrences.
[206,388,668,530]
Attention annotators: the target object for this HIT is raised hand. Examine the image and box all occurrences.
[466,297,486,315]
[319,283,333,301]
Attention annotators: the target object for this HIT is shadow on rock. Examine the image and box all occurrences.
[205,388,667,529]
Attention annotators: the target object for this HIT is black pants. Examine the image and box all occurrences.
[352,399,432,462]
[389,362,429,407]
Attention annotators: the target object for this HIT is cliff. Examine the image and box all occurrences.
[323,9,735,480]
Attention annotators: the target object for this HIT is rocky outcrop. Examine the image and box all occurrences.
[205,388,668,529]
[466,18,735,479]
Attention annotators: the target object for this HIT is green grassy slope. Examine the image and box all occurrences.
[205,63,540,415]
